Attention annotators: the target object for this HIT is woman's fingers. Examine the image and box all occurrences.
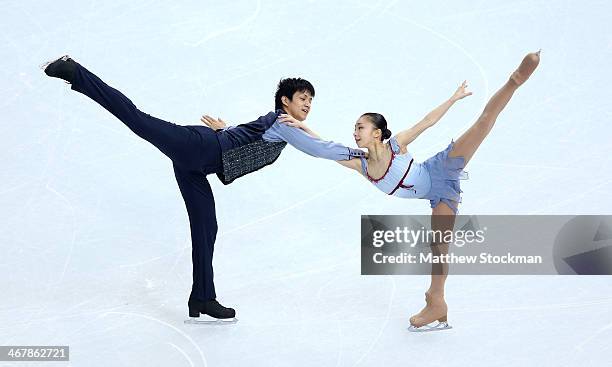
[278,113,300,127]
[279,114,295,121]
[279,118,297,126]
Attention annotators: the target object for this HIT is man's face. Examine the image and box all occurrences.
[282,90,312,121]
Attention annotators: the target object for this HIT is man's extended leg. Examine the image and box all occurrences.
[173,163,235,320]
[43,55,203,170]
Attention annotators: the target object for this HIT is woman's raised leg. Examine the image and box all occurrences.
[449,51,540,166]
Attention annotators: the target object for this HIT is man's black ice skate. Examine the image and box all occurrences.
[40,55,77,83]
[185,299,237,325]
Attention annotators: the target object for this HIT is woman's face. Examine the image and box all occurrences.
[353,116,380,148]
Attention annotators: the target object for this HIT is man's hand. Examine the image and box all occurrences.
[200,115,228,130]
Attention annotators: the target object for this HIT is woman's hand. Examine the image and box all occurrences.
[278,113,303,129]
[450,80,472,102]
[200,115,227,130]
[279,113,323,139]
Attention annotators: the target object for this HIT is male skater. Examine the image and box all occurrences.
[42,55,364,322]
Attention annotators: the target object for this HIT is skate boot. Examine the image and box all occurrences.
[41,55,78,83]
[185,299,237,325]
[408,314,452,332]
[408,293,451,332]
[510,50,541,86]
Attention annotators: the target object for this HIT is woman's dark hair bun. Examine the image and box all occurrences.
[382,128,392,140]
[362,112,391,141]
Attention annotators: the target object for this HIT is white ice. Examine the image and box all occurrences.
[1,0,611,366]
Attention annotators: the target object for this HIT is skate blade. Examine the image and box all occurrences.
[184,317,238,325]
[408,321,452,332]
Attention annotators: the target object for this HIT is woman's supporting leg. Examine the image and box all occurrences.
[173,164,219,302]
[409,201,456,327]
[449,51,540,166]
[69,62,204,170]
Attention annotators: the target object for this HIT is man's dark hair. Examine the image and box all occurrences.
[274,78,315,110]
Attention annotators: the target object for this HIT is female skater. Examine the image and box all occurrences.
[278,51,541,331]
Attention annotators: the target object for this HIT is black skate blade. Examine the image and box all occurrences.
[408,321,452,333]
[184,316,238,325]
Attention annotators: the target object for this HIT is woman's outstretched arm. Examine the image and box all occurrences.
[278,114,321,139]
[395,81,472,147]
[336,158,363,172]
[278,114,364,172]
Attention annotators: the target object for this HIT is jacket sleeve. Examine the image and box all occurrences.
[263,121,365,161]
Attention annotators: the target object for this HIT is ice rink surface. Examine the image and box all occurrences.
[1,0,611,366]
